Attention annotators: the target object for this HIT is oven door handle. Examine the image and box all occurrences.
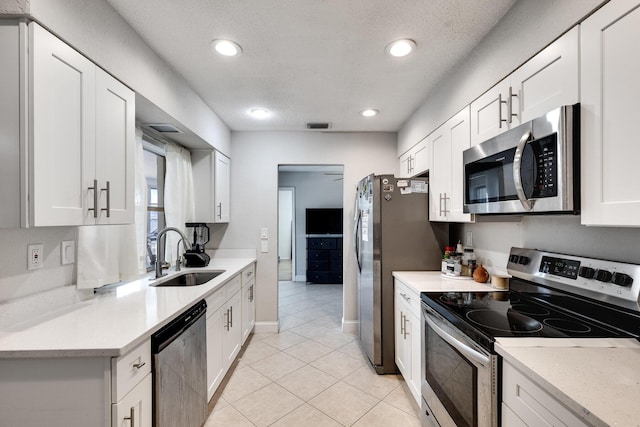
[425,313,490,368]
[513,130,533,211]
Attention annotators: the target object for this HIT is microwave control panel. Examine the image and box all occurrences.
[531,133,558,198]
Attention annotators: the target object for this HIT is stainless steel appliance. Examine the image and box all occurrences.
[463,104,579,215]
[420,247,640,427]
[355,174,448,374]
[184,222,211,267]
[152,300,208,427]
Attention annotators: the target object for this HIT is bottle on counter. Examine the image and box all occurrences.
[462,247,477,276]
[442,246,455,273]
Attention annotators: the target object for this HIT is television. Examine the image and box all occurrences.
[305,208,343,235]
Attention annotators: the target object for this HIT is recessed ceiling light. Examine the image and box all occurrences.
[211,39,242,57]
[361,109,379,117]
[249,108,271,119]
[385,39,416,57]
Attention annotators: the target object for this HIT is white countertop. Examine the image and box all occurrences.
[496,337,640,427]
[0,257,255,359]
[392,271,499,293]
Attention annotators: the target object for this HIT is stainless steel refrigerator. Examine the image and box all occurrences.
[355,174,448,374]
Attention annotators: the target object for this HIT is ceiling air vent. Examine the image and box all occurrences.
[145,123,182,133]
[306,122,331,130]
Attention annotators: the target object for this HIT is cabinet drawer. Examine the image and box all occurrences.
[307,271,329,283]
[330,250,343,261]
[224,274,242,300]
[308,260,329,271]
[241,263,255,286]
[328,271,343,283]
[111,339,151,402]
[308,250,330,261]
[206,288,225,314]
[307,238,337,250]
[112,372,152,427]
[395,280,420,314]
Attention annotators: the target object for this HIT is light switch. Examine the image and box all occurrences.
[260,228,268,239]
[61,240,75,265]
[261,240,269,253]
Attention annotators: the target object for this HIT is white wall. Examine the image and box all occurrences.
[278,172,343,279]
[222,132,397,330]
[277,189,293,260]
[398,0,605,156]
[20,0,231,155]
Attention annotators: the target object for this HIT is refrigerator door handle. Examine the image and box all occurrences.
[354,208,362,272]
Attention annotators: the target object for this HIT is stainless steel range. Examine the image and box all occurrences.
[419,247,640,427]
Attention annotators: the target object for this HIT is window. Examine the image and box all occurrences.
[143,147,166,270]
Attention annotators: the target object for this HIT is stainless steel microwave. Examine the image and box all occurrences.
[463,104,579,215]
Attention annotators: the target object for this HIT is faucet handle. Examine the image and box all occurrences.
[176,256,182,272]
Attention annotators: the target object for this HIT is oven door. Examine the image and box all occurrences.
[421,304,497,427]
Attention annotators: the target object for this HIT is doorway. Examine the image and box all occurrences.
[278,187,295,281]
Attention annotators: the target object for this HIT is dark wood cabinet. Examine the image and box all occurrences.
[306,236,343,284]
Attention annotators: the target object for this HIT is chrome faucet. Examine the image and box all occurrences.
[155,227,191,279]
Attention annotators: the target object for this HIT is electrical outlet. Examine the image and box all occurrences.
[28,244,44,270]
[465,231,473,247]
[260,227,268,239]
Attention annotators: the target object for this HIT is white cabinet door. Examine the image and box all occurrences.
[512,26,579,123]
[30,22,96,226]
[412,140,429,176]
[394,286,410,376]
[406,307,421,404]
[581,1,640,226]
[448,107,473,223]
[214,151,231,223]
[398,151,412,178]
[241,280,256,344]
[394,280,421,405]
[112,373,152,427]
[223,289,242,370]
[429,107,474,223]
[95,69,135,225]
[470,78,513,147]
[502,361,588,427]
[470,27,579,147]
[429,126,450,221]
[206,304,225,401]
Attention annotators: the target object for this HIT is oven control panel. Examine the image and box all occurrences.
[508,247,640,303]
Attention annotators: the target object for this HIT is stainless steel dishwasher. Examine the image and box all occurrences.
[152,299,207,427]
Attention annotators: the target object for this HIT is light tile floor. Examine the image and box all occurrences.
[204,281,421,427]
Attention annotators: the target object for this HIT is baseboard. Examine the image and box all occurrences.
[294,274,306,282]
[342,319,359,334]
[254,321,279,334]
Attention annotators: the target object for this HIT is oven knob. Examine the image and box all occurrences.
[595,269,613,283]
[518,256,530,265]
[578,266,595,279]
[612,273,634,287]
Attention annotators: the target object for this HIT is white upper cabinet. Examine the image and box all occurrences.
[192,149,231,223]
[397,138,429,178]
[429,107,474,223]
[470,26,579,146]
[29,23,134,226]
[581,0,640,226]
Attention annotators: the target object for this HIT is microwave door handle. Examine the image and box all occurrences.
[513,130,534,211]
[425,312,490,368]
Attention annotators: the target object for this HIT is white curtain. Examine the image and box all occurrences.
[77,127,147,288]
[163,142,195,266]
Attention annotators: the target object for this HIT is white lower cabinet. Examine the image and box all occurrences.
[112,373,152,427]
[501,360,587,427]
[394,279,421,405]
[205,263,256,401]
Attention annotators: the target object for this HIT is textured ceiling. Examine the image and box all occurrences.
[106,0,515,132]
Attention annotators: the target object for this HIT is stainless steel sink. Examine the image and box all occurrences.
[151,271,224,287]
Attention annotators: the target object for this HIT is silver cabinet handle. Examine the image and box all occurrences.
[229,305,233,328]
[508,86,518,124]
[438,193,443,216]
[400,312,405,336]
[132,360,145,370]
[88,179,98,218]
[224,309,230,331]
[101,181,110,218]
[498,93,508,129]
[217,203,222,219]
[249,284,254,302]
[400,292,410,302]
[513,130,533,211]
[403,315,409,339]
[123,407,135,427]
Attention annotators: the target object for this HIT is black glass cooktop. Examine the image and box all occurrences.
[421,279,638,352]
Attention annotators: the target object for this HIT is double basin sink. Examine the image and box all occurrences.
[151,271,225,287]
